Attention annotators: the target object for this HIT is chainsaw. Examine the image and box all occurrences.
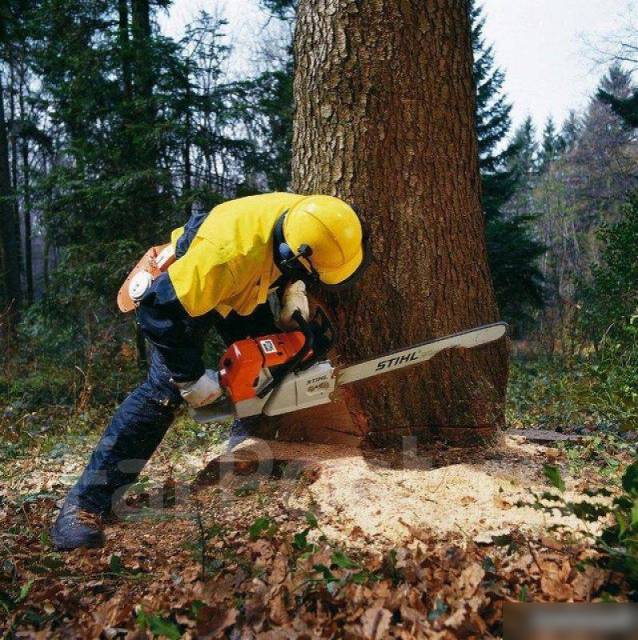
[191,309,507,424]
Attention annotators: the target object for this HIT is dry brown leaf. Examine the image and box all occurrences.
[540,535,565,551]
[181,564,200,583]
[539,561,574,601]
[269,552,288,585]
[196,606,238,639]
[493,496,512,510]
[540,574,573,601]
[350,525,366,540]
[444,606,466,629]
[268,589,290,626]
[360,605,392,640]
[571,565,607,601]
[458,563,485,599]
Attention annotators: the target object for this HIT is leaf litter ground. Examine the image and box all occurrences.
[1,423,633,639]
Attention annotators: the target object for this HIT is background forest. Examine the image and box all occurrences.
[1,0,637,431]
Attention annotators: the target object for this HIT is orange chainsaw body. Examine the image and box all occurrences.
[219,331,309,403]
[117,243,176,313]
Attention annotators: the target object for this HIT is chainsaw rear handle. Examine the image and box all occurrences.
[257,309,314,399]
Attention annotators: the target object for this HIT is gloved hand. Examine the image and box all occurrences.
[176,370,222,408]
[278,280,310,329]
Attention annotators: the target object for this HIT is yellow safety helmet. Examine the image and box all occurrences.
[281,195,365,288]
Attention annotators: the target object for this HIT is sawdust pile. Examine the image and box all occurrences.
[223,434,607,548]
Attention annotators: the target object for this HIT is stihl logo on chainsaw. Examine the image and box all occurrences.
[375,351,419,371]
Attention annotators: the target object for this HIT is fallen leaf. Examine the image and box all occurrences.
[196,606,238,639]
[540,561,573,601]
[268,589,290,626]
[458,563,485,599]
[445,606,467,629]
[571,565,607,601]
[360,605,392,640]
[269,552,288,585]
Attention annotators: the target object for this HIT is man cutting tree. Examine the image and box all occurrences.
[51,193,367,550]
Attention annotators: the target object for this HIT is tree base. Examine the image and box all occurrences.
[254,397,365,448]
[252,401,498,449]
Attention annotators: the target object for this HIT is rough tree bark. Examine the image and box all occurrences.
[289,0,508,444]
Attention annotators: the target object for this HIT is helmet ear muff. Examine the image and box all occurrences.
[273,214,320,285]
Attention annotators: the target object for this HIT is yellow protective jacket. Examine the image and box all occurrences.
[137,192,306,382]
[168,192,306,318]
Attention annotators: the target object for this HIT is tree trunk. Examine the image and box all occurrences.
[0,74,22,323]
[130,0,158,241]
[131,0,153,92]
[21,134,32,303]
[118,0,134,164]
[9,65,21,289]
[183,82,193,217]
[19,78,33,303]
[290,0,508,444]
[118,0,133,98]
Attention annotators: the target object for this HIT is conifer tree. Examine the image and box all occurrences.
[471,3,544,327]
[539,116,564,170]
[507,117,539,200]
[571,65,635,227]
[560,110,581,152]
[598,65,638,128]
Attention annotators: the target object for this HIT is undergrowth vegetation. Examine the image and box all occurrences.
[507,347,638,434]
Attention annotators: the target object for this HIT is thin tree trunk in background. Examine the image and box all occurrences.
[43,237,50,288]
[19,77,33,303]
[131,0,158,241]
[131,0,154,127]
[183,141,192,216]
[21,134,32,303]
[42,154,52,289]
[183,81,193,217]
[8,65,21,291]
[0,74,22,323]
[118,0,133,100]
[118,0,133,164]
[289,0,508,444]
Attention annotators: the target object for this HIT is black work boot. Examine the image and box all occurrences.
[50,498,105,551]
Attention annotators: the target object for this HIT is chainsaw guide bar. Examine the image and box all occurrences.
[191,318,508,424]
[336,322,508,386]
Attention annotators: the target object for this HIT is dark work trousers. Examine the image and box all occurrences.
[68,303,279,516]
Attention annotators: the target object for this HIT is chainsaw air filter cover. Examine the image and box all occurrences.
[218,331,308,403]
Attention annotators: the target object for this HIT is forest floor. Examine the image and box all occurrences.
[1,359,637,639]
